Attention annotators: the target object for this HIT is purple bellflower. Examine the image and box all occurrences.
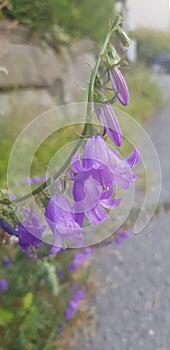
[0,219,18,236]
[45,194,85,253]
[94,101,122,146]
[18,209,46,258]
[109,66,129,106]
[69,136,139,226]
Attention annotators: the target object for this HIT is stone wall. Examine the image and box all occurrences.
[0,21,96,118]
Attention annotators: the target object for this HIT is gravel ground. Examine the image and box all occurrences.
[77,76,170,350]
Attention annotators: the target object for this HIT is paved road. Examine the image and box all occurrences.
[77,76,170,350]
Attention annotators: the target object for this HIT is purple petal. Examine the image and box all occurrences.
[126,147,140,168]
[45,194,74,230]
[109,67,129,106]
[86,204,110,226]
[73,178,101,213]
[70,152,84,173]
[101,103,122,146]
[100,197,121,209]
[114,171,136,189]
[0,219,18,236]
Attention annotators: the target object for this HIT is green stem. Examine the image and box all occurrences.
[0,29,113,206]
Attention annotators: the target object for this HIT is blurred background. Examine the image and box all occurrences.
[0,1,170,349]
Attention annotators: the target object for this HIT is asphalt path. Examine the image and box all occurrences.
[77,76,170,350]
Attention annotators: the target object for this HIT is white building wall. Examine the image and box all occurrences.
[126,0,170,31]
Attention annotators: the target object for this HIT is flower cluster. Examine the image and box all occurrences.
[0,19,139,256]
[0,75,139,256]
[0,134,139,256]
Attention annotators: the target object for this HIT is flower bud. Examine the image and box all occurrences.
[115,27,131,47]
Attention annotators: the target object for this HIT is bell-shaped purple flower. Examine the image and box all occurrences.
[0,219,18,236]
[94,102,122,146]
[45,194,84,253]
[69,136,124,226]
[69,136,139,226]
[18,209,46,258]
[109,66,129,106]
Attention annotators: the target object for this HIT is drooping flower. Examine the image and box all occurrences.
[18,209,46,258]
[109,66,129,106]
[45,194,85,253]
[94,101,122,146]
[0,279,8,292]
[0,219,18,236]
[69,136,139,226]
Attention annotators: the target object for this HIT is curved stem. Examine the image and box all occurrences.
[0,29,113,206]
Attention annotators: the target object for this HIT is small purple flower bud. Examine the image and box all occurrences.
[109,67,129,106]
[0,279,8,292]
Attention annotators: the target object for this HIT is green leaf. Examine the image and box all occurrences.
[23,292,33,310]
[0,309,14,326]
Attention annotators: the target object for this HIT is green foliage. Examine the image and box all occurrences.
[2,0,115,41]
[0,246,90,350]
[53,0,115,42]
[2,0,57,35]
[132,28,170,64]
[120,64,163,122]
